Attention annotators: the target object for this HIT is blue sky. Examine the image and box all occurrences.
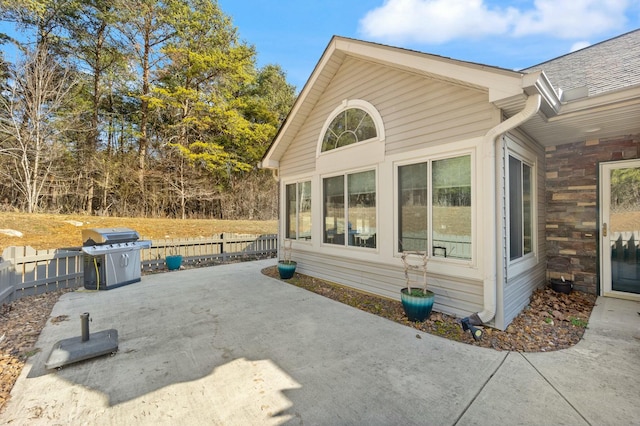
[218,0,640,90]
[1,1,639,90]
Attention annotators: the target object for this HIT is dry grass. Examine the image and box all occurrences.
[611,210,640,232]
[0,212,277,251]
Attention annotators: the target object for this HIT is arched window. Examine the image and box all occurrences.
[321,108,377,152]
[318,99,384,154]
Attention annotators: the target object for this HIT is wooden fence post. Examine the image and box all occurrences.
[0,257,15,304]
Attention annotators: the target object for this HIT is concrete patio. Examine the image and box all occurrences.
[3,259,639,425]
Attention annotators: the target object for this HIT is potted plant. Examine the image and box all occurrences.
[166,245,183,271]
[278,240,297,279]
[400,251,434,322]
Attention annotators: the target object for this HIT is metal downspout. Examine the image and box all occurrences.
[468,93,542,326]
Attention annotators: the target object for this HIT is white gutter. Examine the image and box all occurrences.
[472,93,542,325]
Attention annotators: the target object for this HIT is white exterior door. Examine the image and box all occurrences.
[599,159,640,300]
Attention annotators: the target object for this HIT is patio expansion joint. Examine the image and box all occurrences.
[452,351,509,426]
[520,352,592,426]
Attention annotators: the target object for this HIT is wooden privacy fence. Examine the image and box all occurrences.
[0,246,83,305]
[0,233,277,305]
[141,233,277,271]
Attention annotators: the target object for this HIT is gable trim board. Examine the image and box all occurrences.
[261,33,640,329]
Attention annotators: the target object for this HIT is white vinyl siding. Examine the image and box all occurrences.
[279,57,497,176]
[277,56,507,323]
[498,131,546,330]
[291,248,484,319]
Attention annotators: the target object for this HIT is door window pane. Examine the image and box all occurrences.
[610,166,640,293]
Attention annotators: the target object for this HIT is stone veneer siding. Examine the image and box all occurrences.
[545,136,640,294]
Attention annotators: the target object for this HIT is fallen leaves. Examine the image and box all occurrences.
[50,315,69,324]
[0,289,72,412]
[263,266,597,353]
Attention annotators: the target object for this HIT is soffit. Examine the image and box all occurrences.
[497,85,640,146]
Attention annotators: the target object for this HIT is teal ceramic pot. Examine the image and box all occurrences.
[166,255,183,271]
[400,288,435,322]
[277,261,297,279]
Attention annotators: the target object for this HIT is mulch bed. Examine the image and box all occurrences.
[262,266,596,352]
[0,289,73,412]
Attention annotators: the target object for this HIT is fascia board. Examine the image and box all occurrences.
[259,158,280,169]
[261,39,341,168]
[552,84,640,119]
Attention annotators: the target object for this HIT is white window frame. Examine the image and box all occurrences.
[283,179,312,242]
[394,150,475,264]
[317,99,385,157]
[315,99,385,174]
[505,143,538,276]
[321,167,378,250]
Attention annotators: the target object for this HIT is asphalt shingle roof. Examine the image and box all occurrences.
[523,29,640,97]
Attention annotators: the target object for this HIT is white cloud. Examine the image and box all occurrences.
[359,0,516,44]
[359,0,631,44]
[513,0,630,38]
[569,41,592,52]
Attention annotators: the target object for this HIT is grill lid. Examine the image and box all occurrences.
[82,228,140,245]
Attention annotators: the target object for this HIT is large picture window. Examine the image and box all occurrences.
[285,181,311,240]
[398,155,471,260]
[509,155,533,260]
[323,170,376,248]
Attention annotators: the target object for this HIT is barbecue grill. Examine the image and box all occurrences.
[82,227,151,290]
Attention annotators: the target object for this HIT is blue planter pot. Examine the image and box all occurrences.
[166,255,183,271]
[278,261,297,279]
[400,288,434,322]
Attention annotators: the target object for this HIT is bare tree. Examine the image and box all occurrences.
[0,43,77,212]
